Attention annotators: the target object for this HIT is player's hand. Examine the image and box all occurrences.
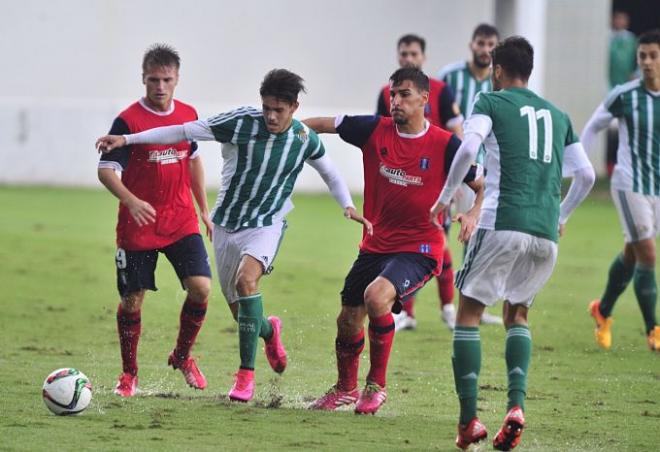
[96,135,127,153]
[344,207,373,236]
[429,200,448,229]
[559,223,566,238]
[124,197,156,226]
[453,212,477,243]
[201,212,213,241]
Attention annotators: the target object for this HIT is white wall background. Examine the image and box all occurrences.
[0,0,609,191]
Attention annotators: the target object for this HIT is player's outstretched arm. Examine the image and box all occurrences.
[580,103,614,159]
[559,142,596,236]
[98,168,156,226]
[302,117,337,134]
[306,153,373,235]
[96,120,218,153]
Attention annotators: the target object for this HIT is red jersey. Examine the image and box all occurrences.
[99,99,200,250]
[337,115,473,271]
[377,78,458,130]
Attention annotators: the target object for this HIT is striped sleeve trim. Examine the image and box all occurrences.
[604,79,641,109]
[98,161,123,172]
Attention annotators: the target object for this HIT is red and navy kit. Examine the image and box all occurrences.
[377,78,458,130]
[100,100,200,251]
[337,115,475,271]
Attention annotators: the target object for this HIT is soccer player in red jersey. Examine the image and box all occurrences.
[97,44,213,397]
[377,34,463,332]
[306,67,483,414]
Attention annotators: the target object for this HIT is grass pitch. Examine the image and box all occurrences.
[0,186,658,451]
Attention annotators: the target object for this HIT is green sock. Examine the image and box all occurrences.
[259,316,273,340]
[237,294,263,370]
[452,326,481,425]
[505,325,532,411]
[633,266,658,334]
[600,253,635,317]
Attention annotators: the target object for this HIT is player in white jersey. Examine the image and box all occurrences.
[97,69,371,402]
[437,23,502,329]
[582,29,660,352]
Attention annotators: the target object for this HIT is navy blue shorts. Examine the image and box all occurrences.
[340,251,437,312]
[115,233,211,297]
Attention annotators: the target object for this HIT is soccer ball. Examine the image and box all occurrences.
[42,368,92,415]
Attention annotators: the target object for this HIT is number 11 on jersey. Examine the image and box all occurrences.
[520,106,553,163]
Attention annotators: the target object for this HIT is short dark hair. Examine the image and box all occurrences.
[389,67,429,92]
[472,23,499,41]
[491,36,534,81]
[639,29,660,47]
[142,43,180,73]
[259,69,306,104]
[397,34,426,53]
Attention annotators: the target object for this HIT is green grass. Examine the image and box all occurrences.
[0,186,658,451]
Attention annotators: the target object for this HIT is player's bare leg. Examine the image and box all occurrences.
[310,305,366,410]
[354,277,396,414]
[114,290,145,397]
[169,275,211,390]
[453,294,487,449]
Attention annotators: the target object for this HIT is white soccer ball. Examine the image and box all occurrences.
[42,368,92,415]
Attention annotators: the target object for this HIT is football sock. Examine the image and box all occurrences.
[259,316,273,341]
[505,325,532,411]
[453,326,481,425]
[599,253,635,317]
[173,297,207,361]
[633,265,658,334]
[402,297,415,317]
[438,247,454,306]
[117,303,141,376]
[237,294,263,370]
[366,313,395,388]
[335,329,365,391]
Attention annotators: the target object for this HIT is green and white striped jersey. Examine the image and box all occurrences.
[438,61,492,118]
[470,88,579,242]
[605,79,660,195]
[205,107,325,231]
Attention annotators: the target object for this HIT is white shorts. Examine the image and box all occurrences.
[611,188,660,243]
[455,229,558,307]
[212,221,287,304]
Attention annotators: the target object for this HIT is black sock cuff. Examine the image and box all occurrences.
[369,323,395,334]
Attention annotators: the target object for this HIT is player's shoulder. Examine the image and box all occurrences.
[208,106,262,126]
[173,99,198,117]
[604,78,642,106]
[437,60,467,79]
[429,77,447,91]
[427,122,453,141]
[117,100,143,120]
[294,119,320,142]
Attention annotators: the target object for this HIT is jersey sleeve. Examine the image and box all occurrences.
[438,85,459,127]
[443,134,478,183]
[603,86,624,117]
[99,117,131,171]
[206,106,258,144]
[306,129,326,160]
[336,115,380,148]
[470,92,491,118]
[564,114,580,147]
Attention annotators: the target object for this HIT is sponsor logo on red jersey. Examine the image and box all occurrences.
[379,164,423,187]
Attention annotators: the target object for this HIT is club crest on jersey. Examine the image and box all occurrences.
[296,129,308,143]
[419,243,431,253]
[419,158,430,170]
[379,164,423,187]
[147,148,187,165]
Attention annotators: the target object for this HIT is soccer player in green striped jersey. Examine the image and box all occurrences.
[97,69,370,402]
[430,37,595,450]
[437,24,498,121]
[582,29,660,353]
